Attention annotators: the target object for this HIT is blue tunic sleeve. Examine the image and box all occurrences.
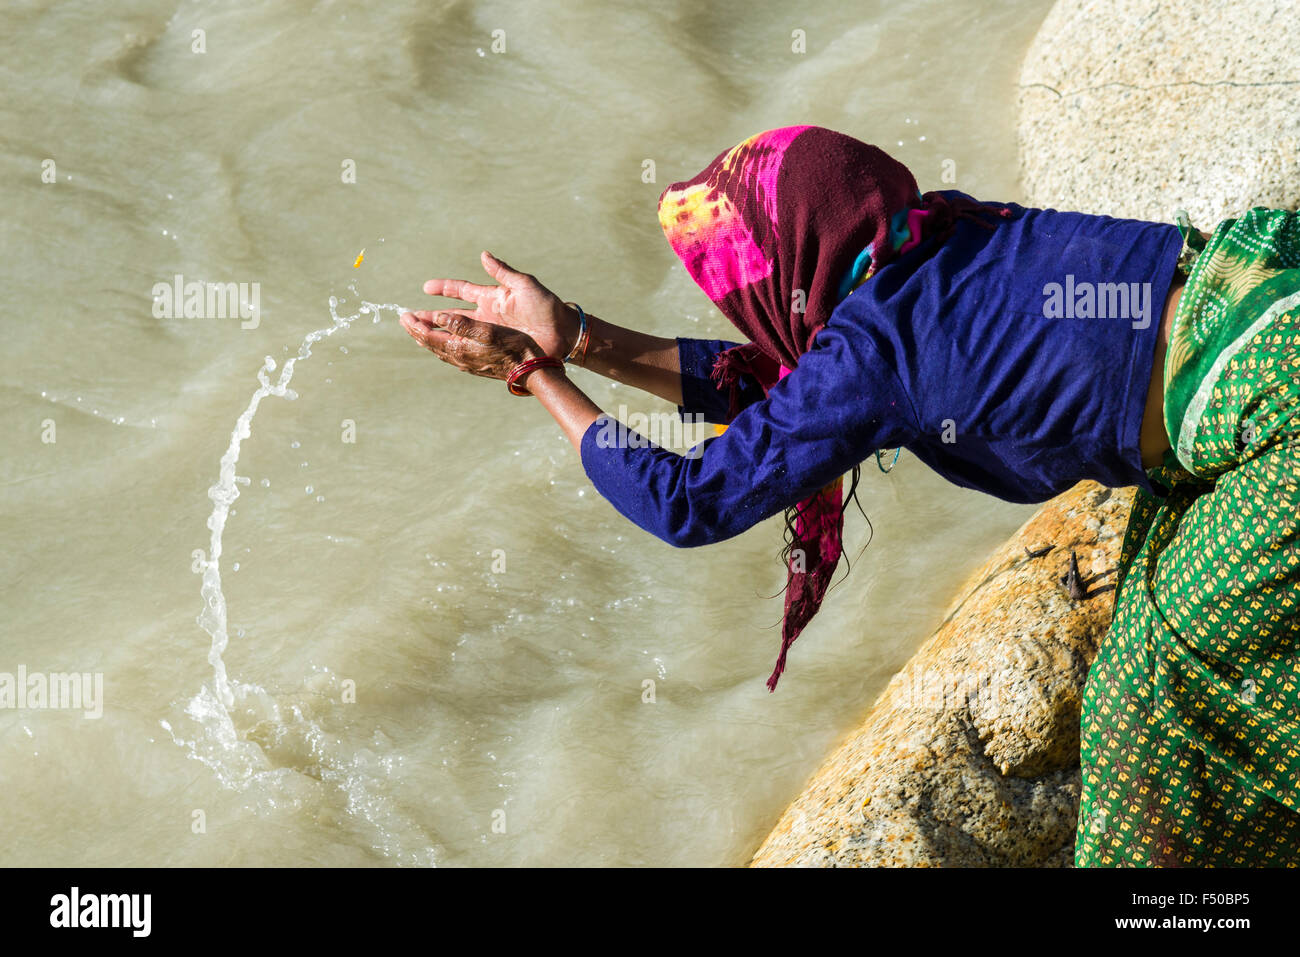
[581,322,919,547]
[674,336,765,424]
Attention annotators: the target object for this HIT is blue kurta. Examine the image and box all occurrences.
[580,193,1185,546]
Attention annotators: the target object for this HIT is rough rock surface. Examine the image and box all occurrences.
[1017,0,1300,226]
[750,482,1132,867]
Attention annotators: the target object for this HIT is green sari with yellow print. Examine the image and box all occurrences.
[1075,207,1300,867]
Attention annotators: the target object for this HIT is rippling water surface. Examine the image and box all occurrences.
[1,0,1052,865]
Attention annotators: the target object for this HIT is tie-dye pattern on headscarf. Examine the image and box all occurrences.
[659,125,1008,691]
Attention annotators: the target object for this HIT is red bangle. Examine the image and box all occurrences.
[506,355,565,396]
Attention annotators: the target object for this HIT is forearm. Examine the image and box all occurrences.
[527,366,604,453]
[572,313,683,406]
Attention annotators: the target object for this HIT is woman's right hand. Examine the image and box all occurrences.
[421,251,579,360]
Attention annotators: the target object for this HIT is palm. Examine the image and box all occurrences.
[422,252,571,359]
[489,284,557,349]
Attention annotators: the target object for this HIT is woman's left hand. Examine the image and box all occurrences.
[400,310,542,381]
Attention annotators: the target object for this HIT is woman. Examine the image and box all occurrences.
[400,125,1300,867]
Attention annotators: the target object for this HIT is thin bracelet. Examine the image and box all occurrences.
[506,355,565,396]
[563,302,589,365]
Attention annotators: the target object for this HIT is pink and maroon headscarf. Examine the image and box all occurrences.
[658,125,1007,691]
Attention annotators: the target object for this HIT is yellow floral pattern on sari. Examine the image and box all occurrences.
[1077,209,1300,867]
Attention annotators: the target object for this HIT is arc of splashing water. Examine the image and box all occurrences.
[164,290,442,866]
[196,292,413,714]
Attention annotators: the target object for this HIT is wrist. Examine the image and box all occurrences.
[557,303,582,359]
[518,343,547,365]
[506,354,565,396]
[527,364,568,392]
[563,303,594,366]
[517,362,568,399]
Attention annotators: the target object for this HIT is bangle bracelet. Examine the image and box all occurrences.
[563,302,589,365]
[506,355,565,396]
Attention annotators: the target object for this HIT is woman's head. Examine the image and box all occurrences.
[657,125,925,371]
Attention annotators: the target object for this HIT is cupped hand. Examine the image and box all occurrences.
[400,310,543,381]
[421,251,579,360]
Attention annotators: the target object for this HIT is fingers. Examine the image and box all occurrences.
[402,311,513,380]
[423,252,531,315]
[480,250,530,288]
[422,277,496,302]
[401,310,498,354]
[407,307,478,323]
[400,312,447,347]
[435,311,496,343]
[401,312,473,368]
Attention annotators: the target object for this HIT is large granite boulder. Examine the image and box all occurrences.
[1017,0,1300,226]
[751,483,1131,867]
